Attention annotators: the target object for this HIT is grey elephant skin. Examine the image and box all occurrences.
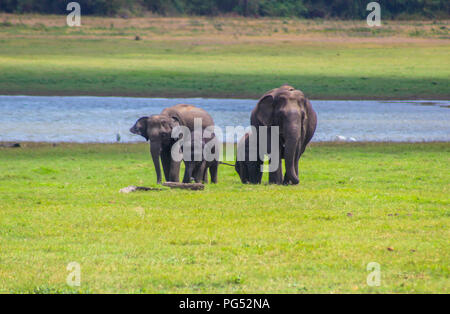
[130,104,215,184]
[238,85,317,185]
[182,130,219,184]
[235,132,263,184]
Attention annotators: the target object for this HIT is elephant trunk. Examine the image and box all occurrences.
[283,135,300,185]
[150,141,163,184]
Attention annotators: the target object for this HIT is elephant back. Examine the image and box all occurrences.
[162,104,214,131]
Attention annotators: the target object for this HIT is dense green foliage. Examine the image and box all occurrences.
[0,142,448,293]
[0,0,449,19]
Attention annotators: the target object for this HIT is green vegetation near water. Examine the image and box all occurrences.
[1,142,448,293]
[0,16,449,99]
[0,36,449,99]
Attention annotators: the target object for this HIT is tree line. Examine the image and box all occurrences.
[0,0,448,19]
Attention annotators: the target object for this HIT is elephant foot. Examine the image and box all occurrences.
[283,175,299,185]
[268,173,283,185]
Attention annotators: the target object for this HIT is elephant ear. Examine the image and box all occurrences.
[163,117,179,130]
[165,110,186,128]
[160,119,172,134]
[157,117,178,142]
[295,90,307,107]
[296,95,309,141]
[138,117,149,140]
[256,95,275,126]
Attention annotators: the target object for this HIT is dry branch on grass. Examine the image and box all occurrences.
[119,186,163,193]
[163,182,205,190]
[120,182,204,193]
[0,143,21,148]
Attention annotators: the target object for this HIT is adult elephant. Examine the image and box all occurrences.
[249,85,317,185]
[130,104,214,184]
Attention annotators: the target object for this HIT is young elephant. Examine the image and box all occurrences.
[130,104,215,184]
[235,132,263,184]
[182,131,219,184]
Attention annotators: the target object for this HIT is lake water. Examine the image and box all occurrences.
[0,96,448,143]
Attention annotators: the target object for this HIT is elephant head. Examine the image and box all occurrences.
[235,160,263,184]
[130,115,179,184]
[235,133,263,184]
[251,85,316,185]
[129,116,150,141]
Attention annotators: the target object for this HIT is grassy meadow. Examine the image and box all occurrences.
[0,14,449,99]
[0,14,449,294]
[0,142,448,293]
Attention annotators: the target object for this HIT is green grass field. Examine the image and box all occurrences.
[0,14,449,99]
[0,142,448,293]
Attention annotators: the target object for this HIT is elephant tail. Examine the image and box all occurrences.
[219,161,235,167]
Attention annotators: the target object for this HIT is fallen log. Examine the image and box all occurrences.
[119,186,163,193]
[0,143,21,148]
[163,182,205,191]
[120,182,204,193]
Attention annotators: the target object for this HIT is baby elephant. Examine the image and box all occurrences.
[182,131,219,184]
[235,132,263,184]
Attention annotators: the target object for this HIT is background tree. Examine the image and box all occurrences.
[0,0,448,19]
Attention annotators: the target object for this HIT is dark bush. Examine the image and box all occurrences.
[1,0,448,19]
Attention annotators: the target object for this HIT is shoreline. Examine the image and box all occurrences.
[2,141,449,147]
[1,91,449,101]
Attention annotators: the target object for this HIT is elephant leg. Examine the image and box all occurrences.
[150,142,163,184]
[189,162,201,183]
[182,161,194,183]
[268,149,283,184]
[256,161,263,184]
[236,162,249,184]
[209,161,218,184]
[195,162,206,183]
[160,148,172,182]
[247,161,262,184]
[169,160,181,182]
[294,144,302,177]
[265,128,283,185]
[202,162,208,183]
[202,169,209,183]
[268,158,283,184]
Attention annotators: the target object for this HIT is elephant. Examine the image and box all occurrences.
[244,85,317,185]
[130,104,215,184]
[182,130,219,184]
[235,132,263,184]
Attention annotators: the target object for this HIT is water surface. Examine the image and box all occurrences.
[0,96,448,143]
